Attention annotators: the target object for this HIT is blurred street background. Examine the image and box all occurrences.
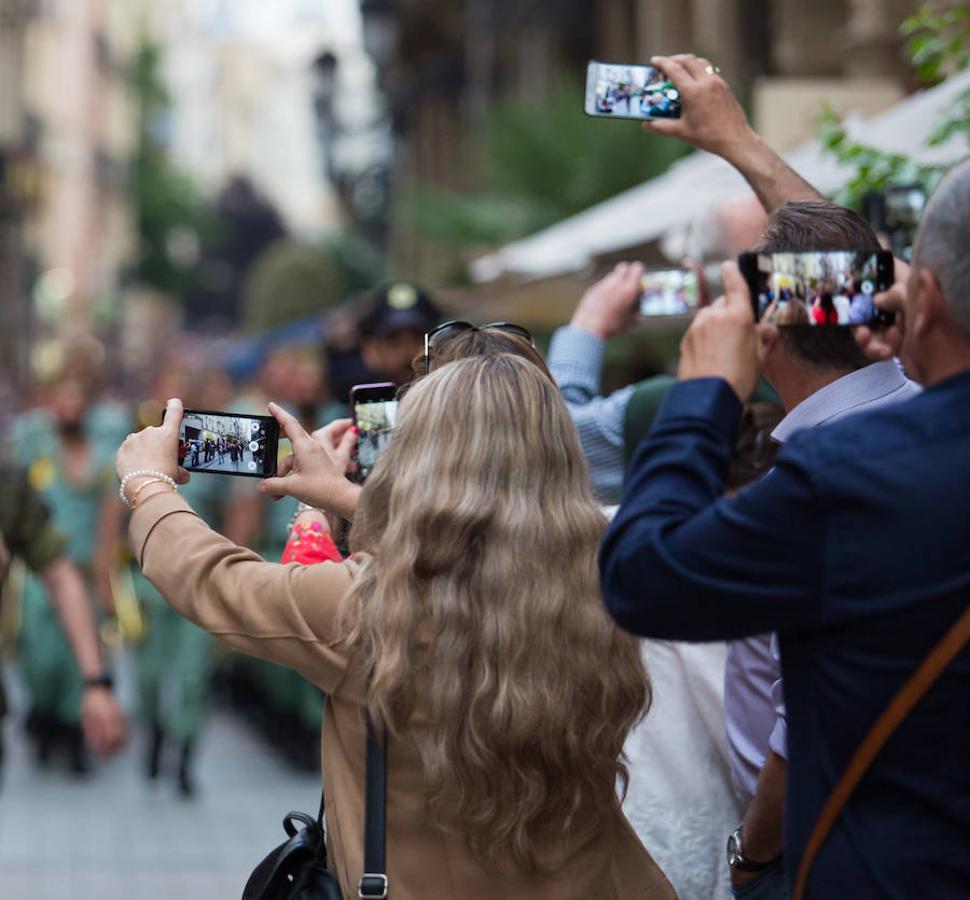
[0,0,967,897]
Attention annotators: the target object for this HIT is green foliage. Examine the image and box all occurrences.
[900,3,970,85]
[819,3,970,209]
[131,40,215,299]
[241,240,346,334]
[818,104,944,208]
[396,80,689,253]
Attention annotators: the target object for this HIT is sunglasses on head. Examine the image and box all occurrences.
[422,321,534,376]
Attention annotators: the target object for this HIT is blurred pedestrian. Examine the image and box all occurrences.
[358,281,441,387]
[0,461,127,773]
[7,372,125,773]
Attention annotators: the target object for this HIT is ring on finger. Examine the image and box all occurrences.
[705,64,721,75]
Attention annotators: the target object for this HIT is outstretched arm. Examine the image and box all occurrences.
[647,54,823,213]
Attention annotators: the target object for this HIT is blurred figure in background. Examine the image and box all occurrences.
[357,281,442,387]
[0,461,127,776]
[222,345,345,769]
[126,355,236,797]
[7,365,126,774]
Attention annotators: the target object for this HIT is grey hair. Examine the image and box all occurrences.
[915,159,970,339]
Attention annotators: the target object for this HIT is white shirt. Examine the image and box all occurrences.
[723,360,922,808]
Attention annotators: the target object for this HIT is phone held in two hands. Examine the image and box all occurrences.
[177,410,280,478]
[738,250,895,328]
[584,60,681,121]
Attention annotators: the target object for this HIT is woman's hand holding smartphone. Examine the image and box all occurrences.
[258,404,361,522]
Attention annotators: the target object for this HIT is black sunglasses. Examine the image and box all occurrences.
[422,320,534,376]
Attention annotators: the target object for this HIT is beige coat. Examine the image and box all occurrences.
[131,492,676,900]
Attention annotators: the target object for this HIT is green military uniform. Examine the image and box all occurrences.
[132,473,229,750]
[9,408,121,732]
[0,461,68,726]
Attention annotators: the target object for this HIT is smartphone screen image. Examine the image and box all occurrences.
[178,409,279,478]
[737,250,895,327]
[584,60,681,120]
[351,383,398,482]
[640,268,699,316]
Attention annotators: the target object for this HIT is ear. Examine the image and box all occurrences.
[911,267,947,338]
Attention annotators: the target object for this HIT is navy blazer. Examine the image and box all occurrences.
[601,373,970,898]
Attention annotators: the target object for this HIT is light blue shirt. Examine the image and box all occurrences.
[547,326,635,504]
[724,359,922,808]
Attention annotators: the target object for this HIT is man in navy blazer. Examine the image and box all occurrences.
[600,159,970,898]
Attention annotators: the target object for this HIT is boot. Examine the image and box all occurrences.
[177,740,196,798]
[147,723,165,780]
[65,722,90,776]
[27,710,55,767]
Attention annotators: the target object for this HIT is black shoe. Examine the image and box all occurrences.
[27,711,54,767]
[177,741,196,798]
[66,724,90,776]
[147,724,165,780]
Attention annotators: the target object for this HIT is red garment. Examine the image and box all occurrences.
[280,519,342,565]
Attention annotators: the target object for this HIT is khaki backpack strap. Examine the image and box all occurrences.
[794,604,970,900]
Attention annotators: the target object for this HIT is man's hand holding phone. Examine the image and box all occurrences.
[642,54,754,159]
[678,262,777,402]
[259,404,361,521]
[571,262,644,339]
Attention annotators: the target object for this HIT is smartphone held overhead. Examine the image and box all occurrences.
[737,250,895,327]
[178,409,280,478]
[585,60,681,120]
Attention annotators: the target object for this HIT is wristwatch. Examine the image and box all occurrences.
[727,826,777,872]
[83,673,115,692]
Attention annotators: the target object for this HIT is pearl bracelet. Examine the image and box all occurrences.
[119,469,178,509]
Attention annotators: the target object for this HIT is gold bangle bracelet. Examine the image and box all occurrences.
[129,478,168,509]
[133,485,177,512]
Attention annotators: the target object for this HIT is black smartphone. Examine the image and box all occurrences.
[640,267,700,317]
[178,409,279,478]
[350,383,398,483]
[584,60,681,120]
[737,250,895,327]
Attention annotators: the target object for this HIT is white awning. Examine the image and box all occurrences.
[470,71,970,283]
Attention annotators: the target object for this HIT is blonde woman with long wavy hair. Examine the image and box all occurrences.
[116,354,675,899]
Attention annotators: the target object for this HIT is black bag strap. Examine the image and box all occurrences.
[358,717,388,898]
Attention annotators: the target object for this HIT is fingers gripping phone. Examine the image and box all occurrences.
[584,60,681,120]
[737,250,895,327]
[351,383,398,483]
[177,409,279,478]
[639,267,700,316]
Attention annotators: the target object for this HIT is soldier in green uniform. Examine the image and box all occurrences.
[8,375,126,772]
[128,364,236,797]
[0,460,127,774]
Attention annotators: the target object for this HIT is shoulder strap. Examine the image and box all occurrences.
[358,718,388,899]
[794,604,970,899]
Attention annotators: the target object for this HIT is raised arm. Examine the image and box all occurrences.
[647,54,823,213]
[547,263,644,501]
[116,399,359,694]
[600,264,825,639]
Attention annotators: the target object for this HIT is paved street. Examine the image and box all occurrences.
[0,665,320,900]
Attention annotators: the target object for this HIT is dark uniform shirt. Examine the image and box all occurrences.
[0,460,66,574]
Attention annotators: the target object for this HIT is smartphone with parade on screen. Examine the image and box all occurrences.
[350,382,398,483]
[177,409,279,478]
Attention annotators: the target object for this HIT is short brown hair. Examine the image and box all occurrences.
[754,201,882,371]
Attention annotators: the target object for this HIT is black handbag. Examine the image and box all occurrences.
[243,720,389,900]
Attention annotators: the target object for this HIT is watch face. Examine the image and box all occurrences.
[727,832,741,867]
